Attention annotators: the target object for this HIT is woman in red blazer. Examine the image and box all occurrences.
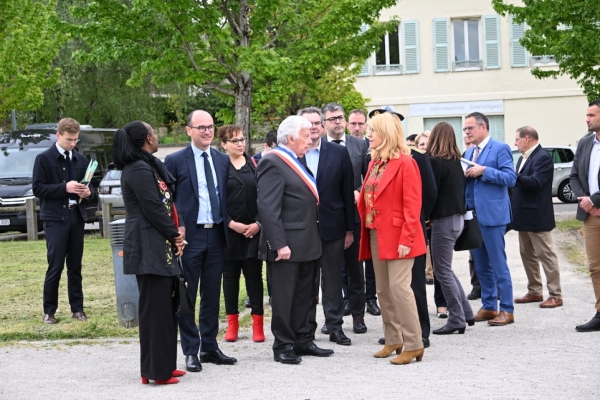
[358,112,427,365]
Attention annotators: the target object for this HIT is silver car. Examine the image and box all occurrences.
[512,146,577,203]
[98,168,123,234]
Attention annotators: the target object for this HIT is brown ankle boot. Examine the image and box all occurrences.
[224,314,239,342]
[252,314,265,342]
[390,347,424,365]
[373,343,403,358]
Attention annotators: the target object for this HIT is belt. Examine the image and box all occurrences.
[68,204,78,209]
[197,223,221,229]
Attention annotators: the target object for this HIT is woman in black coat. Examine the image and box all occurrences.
[113,121,186,385]
[217,125,264,343]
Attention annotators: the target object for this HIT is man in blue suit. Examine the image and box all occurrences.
[165,110,235,372]
[463,112,517,326]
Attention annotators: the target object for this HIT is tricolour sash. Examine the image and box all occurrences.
[269,147,319,204]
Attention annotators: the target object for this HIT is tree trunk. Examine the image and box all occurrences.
[235,72,252,152]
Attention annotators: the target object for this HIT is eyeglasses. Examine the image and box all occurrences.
[226,137,246,145]
[324,115,345,123]
[348,122,366,127]
[189,124,215,132]
[462,124,482,132]
[63,138,80,143]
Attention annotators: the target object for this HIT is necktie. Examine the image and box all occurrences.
[202,152,220,223]
[473,146,480,163]
[332,139,343,144]
[298,157,314,177]
[64,151,78,201]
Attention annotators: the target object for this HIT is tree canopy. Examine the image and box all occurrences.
[0,0,63,121]
[71,0,398,136]
[493,0,600,101]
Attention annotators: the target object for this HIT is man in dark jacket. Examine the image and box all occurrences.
[511,126,562,309]
[32,118,93,324]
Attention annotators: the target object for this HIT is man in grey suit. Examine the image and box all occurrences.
[257,115,334,364]
[569,100,600,332]
[322,102,370,331]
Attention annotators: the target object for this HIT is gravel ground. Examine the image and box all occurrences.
[2,228,599,400]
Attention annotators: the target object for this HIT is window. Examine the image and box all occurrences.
[487,115,505,143]
[363,21,420,76]
[423,117,463,150]
[375,26,401,74]
[452,19,481,70]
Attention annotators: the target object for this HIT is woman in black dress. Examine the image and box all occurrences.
[217,125,264,342]
[113,121,186,384]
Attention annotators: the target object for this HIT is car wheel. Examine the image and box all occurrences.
[557,180,577,203]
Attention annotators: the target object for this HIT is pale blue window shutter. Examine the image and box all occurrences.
[510,16,527,67]
[483,15,501,69]
[358,24,371,76]
[433,18,449,72]
[403,20,420,74]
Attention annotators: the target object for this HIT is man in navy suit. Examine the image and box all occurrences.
[299,107,357,345]
[464,112,517,326]
[511,126,563,309]
[165,110,235,371]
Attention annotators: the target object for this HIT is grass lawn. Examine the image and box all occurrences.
[0,234,267,342]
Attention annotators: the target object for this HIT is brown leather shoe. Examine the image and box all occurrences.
[514,293,543,303]
[72,311,88,321]
[474,308,498,322]
[488,311,514,326]
[540,297,563,308]
[43,314,56,324]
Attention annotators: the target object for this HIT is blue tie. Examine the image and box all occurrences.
[202,152,220,223]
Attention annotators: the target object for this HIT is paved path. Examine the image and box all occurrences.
[2,229,598,399]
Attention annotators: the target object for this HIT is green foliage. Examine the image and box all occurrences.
[0,0,63,120]
[493,0,600,101]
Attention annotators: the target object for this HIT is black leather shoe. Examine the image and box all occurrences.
[274,350,302,364]
[422,337,430,348]
[576,313,600,332]
[185,355,202,372]
[320,324,330,334]
[467,288,481,300]
[353,317,367,334]
[329,330,351,345]
[433,324,466,335]
[426,278,434,285]
[200,349,237,365]
[72,311,88,321]
[43,313,56,324]
[343,300,351,316]
[378,337,385,345]
[244,297,251,308]
[294,343,334,357]
[366,300,381,316]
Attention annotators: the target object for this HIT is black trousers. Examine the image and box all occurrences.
[308,238,345,335]
[223,257,264,315]
[268,260,316,354]
[42,209,85,314]
[412,254,431,339]
[342,258,377,302]
[469,251,481,290]
[341,223,366,318]
[136,274,177,381]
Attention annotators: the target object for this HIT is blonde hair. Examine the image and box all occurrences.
[370,113,410,161]
[415,130,430,148]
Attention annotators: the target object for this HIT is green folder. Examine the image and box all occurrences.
[80,159,98,185]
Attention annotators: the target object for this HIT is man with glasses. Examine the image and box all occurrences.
[463,112,517,326]
[321,102,370,335]
[165,109,236,372]
[33,118,93,324]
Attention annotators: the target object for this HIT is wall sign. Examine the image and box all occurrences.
[409,100,504,117]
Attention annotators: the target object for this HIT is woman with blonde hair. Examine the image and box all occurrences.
[427,122,474,334]
[358,112,427,365]
[415,130,430,151]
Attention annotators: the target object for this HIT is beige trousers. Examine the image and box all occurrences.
[584,217,600,311]
[369,230,422,351]
[518,231,562,298]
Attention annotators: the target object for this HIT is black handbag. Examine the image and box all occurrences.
[454,214,483,251]
[174,256,195,316]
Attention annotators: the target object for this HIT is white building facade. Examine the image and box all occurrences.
[355,0,589,150]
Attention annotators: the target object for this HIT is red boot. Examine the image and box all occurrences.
[252,314,265,343]
[224,314,239,342]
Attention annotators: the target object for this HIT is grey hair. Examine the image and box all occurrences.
[321,102,345,117]
[298,107,323,123]
[277,115,312,144]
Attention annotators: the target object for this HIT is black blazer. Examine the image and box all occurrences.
[410,148,438,222]
[256,150,322,262]
[429,157,466,219]
[511,145,555,232]
[121,160,181,276]
[32,144,95,222]
[164,145,229,245]
[344,134,370,191]
[570,133,600,221]
[302,140,355,241]
[225,154,260,260]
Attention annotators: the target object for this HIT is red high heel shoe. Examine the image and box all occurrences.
[172,370,186,377]
[141,377,180,385]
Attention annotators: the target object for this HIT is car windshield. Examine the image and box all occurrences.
[0,147,46,179]
[105,170,122,180]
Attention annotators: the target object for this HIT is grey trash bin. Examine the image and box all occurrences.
[109,219,139,328]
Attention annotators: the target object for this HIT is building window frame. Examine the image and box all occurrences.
[451,18,483,71]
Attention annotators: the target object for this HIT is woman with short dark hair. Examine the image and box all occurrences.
[113,121,186,384]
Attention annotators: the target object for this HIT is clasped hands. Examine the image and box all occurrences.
[173,226,186,256]
[66,180,91,198]
[229,220,261,238]
[578,196,600,217]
